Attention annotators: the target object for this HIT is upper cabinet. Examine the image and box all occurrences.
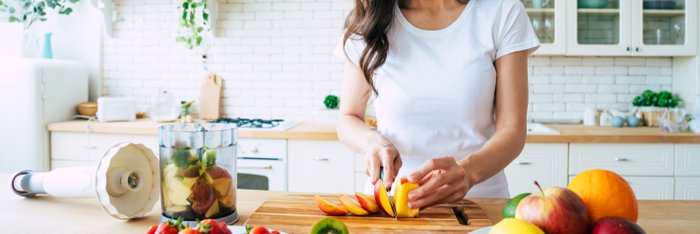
[566,0,696,56]
[524,0,567,55]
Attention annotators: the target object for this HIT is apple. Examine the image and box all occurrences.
[355,192,379,213]
[339,195,369,216]
[592,217,646,234]
[315,195,348,216]
[515,181,590,234]
[394,178,419,218]
[373,181,395,217]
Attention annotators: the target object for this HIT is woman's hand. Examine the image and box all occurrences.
[406,157,472,209]
[364,140,402,189]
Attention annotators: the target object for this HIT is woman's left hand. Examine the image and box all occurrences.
[406,157,472,209]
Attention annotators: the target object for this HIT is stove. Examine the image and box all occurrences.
[212,118,300,131]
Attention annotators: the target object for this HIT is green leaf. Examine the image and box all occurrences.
[203,12,208,22]
[182,2,188,9]
[196,26,203,33]
[176,36,186,42]
[8,16,19,22]
[195,35,202,46]
[59,8,72,15]
[8,6,14,13]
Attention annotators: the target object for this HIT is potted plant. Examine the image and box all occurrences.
[318,95,340,122]
[0,0,80,57]
[631,90,682,127]
[176,0,214,51]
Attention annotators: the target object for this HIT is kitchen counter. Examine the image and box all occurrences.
[0,173,697,233]
[48,119,700,143]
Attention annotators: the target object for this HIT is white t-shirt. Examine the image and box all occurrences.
[337,0,539,198]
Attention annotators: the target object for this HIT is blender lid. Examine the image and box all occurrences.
[95,143,160,219]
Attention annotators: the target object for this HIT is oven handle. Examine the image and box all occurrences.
[238,165,273,170]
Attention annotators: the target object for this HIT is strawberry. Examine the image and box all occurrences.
[249,226,270,234]
[146,224,158,234]
[178,227,202,234]
[198,219,231,234]
[155,218,184,234]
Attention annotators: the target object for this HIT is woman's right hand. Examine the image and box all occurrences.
[364,140,402,189]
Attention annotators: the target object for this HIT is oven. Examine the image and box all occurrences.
[236,139,287,191]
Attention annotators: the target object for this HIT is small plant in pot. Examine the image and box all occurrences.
[319,95,340,122]
[631,90,682,127]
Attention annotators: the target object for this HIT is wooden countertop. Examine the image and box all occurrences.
[47,120,700,143]
[0,173,697,233]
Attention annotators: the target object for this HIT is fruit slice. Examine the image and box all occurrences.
[339,195,369,216]
[393,178,419,218]
[315,195,348,216]
[310,217,349,234]
[354,192,379,213]
[502,192,531,218]
[373,181,395,217]
[205,200,220,217]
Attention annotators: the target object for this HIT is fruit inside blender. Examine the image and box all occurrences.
[161,145,236,220]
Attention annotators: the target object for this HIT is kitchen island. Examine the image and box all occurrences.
[0,174,698,233]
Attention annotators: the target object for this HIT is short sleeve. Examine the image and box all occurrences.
[495,0,540,59]
[334,34,366,67]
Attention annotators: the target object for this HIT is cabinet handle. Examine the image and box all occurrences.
[84,146,97,150]
[515,161,532,165]
[626,46,631,51]
[615,157,629,162]
[239,165,273,170]
[313,157,330,161]
[635,47,640,52]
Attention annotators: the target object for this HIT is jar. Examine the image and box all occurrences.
[159,123,239,225]
[583,107,600,126]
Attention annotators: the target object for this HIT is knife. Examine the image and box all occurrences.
[379,167,399,220]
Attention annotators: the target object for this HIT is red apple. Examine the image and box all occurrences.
[515,181,590,234]
[592,217,646,234]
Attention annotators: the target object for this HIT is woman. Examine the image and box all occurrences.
[336,0,539,209]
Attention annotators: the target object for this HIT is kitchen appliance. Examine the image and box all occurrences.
[97,96,136,122]
[0,58,88,173]
[244,194,492,233]
[159,123,239,225]
[10,143,159,219]
[212,117,300,131]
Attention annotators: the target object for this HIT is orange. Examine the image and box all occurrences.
[568,169,638,222]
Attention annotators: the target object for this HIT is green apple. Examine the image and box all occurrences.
[502,192,531,218]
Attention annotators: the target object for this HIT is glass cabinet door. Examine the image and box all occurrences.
[634,0,696,56]
[567,0,632,55]
[523,0,565,55]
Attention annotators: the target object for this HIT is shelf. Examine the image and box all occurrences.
[526,8,555,14]
[643,9,686,16]
[577,8,620,14]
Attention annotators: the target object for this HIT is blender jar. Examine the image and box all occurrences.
[159,123,238,224]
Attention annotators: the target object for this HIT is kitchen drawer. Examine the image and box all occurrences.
[569,176,674,200]
[51,132,90,161]
[675,177,700,200]
[675,144,700,176]
[505,143,568,195]
[569,144,674,176]
[238,139,287,159]
[288,140,354,194]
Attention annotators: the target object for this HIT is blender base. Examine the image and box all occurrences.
[161,210,240,227]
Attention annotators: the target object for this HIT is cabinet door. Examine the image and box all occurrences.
[569,144,674,176]
[675,177,700,200]
[569,176,674,200]
[675,144,700,176]
[632,0,697,56]
[505,143,568,195]
[288,140,354,194]
[524,0,567,55]
[567,0,632,55]
[51,132,90,162]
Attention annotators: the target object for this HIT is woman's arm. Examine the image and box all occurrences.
[407,50,529,208]
[337,61,402,188]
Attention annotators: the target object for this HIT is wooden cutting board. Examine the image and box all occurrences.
[244,194,492,233]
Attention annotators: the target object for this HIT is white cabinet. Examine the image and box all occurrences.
[50,132,158,169]
[524,0,567,55]
[675,144,700,176]
[675,177,700,200]
[569,144,674,176]
[288,140,355,194]
[505,143,568,195]
[567,0,696,56]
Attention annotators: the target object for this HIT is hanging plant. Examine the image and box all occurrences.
[0,0,80,29]
[176,0,210,50]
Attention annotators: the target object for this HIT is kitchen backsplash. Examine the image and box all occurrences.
[102,0,673,121]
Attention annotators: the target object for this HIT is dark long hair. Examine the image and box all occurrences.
[343,0,469,95]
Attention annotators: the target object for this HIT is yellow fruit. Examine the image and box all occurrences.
[394,179,420,218]
[568,169,638,222]
[489,218,544,234]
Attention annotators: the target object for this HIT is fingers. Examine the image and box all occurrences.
[408,181,467,209]
[409,170,448,201]
[408,157,453,183]
[368,153,381,184]
[381,147,397,189]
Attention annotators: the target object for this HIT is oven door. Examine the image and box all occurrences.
[237,157,286,191]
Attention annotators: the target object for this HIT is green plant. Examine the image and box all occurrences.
[176,0,210,50]
[0,0,80,29]
[324,95,339,109]
[632,90,681,108]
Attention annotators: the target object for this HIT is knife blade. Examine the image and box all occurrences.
[452,206,470,225]
[380,167,399,220]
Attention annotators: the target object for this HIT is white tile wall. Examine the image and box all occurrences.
[102,0,673,121]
